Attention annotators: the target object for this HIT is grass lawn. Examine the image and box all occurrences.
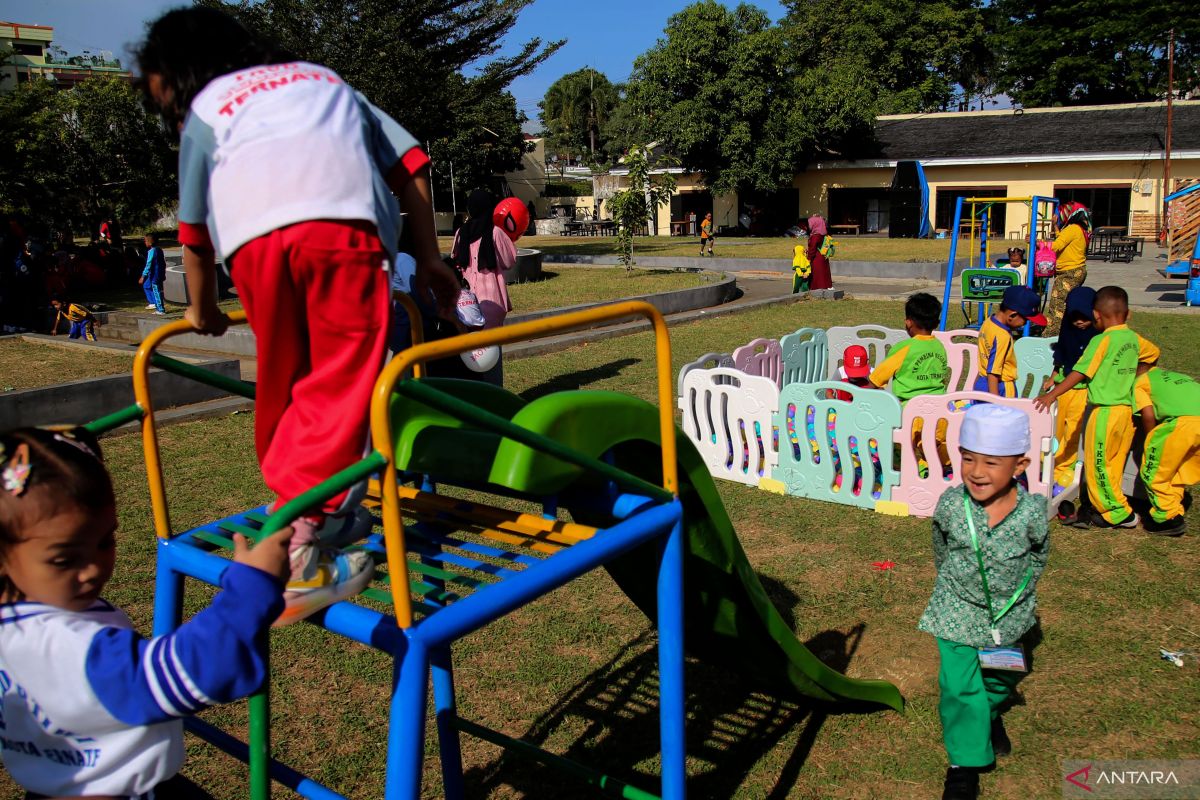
[3,299,1196,799]
[443,235,1031,263]
[0,337,131,390]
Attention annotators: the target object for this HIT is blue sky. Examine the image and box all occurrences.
[0,0,787,128]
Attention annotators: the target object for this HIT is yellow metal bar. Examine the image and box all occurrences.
[132,311,249,539]
[392,292,425,379]
[369,300,677,628]
[963,196,1033,203]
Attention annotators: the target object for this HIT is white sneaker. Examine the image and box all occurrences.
[146,304,157,309]
[275,545,374,626]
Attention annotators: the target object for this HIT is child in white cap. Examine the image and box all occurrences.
[918,403,1049,800]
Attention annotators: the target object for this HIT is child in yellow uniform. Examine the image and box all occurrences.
[974,286,1045,398]
[1135,367,1199,536]
[1043,286,1097,498]
[1035,287,1159,528]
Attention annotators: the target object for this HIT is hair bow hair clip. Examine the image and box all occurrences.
[3,443,32,497]
[52,431,99,460]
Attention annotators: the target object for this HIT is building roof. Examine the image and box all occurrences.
[823,102,1200,168]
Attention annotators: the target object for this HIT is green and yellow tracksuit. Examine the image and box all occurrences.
[1072,324,1160,524]
[1135,368,1200,523]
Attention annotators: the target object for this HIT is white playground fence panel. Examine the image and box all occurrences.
[681,325,1075,518]
[679,368,778,487]
[826,325,907,380]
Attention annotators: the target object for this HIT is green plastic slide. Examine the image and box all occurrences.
[390,381,903,711]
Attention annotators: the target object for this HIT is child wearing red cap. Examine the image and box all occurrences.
[829,344,872,401]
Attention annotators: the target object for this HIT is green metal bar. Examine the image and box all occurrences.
[258,452,388,539]
[454,717,660,800]
[191,531,235,550]
[249,685,271,800]
[217,521,263,538]
[83,403,143,434]
[407,558,489,589]
[395,380,673,503]
[150,353,257,400]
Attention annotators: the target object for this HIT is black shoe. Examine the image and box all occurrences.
[942,767,980,800]
[1143,515,1186,537]
[991,718,1012,757]
[1090,511,1140,529]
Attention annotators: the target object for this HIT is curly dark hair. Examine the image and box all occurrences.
[135,6,290,131]
[0,427,113,601]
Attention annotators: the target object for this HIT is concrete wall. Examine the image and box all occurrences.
[0,350,241,429]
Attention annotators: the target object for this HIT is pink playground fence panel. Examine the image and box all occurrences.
[891,391,1055,518]
[732,338,784,389]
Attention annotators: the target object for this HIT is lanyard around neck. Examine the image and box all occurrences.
[963,494,1033,628]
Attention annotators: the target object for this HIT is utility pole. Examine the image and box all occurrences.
[1163,27,1175,249]
[588,67,596,156]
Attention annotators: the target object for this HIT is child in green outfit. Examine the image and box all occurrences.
[919,403,1049,800]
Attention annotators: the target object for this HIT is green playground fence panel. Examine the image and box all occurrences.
[779,327,828,386]
[773,380,902,510]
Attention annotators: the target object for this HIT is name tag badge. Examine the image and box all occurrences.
[978,644,1028,672]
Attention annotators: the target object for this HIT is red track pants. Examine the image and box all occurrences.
[231,220,389,514]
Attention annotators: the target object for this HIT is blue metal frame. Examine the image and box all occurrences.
[939,195,1060,332]
[151,496,687,799]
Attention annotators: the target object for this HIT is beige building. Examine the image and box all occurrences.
[593,102,1200,239]
[796,102,1200,239]
[1,20,131,92]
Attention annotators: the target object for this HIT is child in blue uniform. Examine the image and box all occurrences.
[0,426,292,798]
[141,232,167,314]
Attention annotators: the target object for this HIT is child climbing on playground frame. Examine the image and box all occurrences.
[918,404,1049,800]
[1042,286,1097,502]
[50,297,99,341]
[0,426,293,798]
[1133,366,1199,536]
[868,292,951,477]
[137,7,459,619]
[974,286,1045,398]
[1034,286,1159,529]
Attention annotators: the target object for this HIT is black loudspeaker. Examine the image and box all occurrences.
[890,160,922,239]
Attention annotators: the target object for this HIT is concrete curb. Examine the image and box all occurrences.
[507,272,737,328]
[1,336,241,429]
[542,253,970,281]
[113,272,739,355]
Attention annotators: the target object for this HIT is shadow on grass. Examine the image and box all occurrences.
[519,357,641,402]
[462,583,876,798]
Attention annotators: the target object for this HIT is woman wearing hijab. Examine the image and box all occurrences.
[1041,201,1092,335]
[805,214,834,291]
[1045,285,1098,500]
[451,189,517,383]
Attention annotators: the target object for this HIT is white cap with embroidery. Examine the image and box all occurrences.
[960,403,1030,456]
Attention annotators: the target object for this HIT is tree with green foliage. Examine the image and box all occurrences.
[201,0,563,194]
[0,77,176,234]
[630,2,806,195]
[539,68,619,163]
[781,0,988,114]
[608,148,676,269]
[988,0,1196,107]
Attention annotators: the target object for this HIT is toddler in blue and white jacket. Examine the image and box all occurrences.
[0,426,292,798]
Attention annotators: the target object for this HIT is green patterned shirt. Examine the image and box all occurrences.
[918,485,1049,647]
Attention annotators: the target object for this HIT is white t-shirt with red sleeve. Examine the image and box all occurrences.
[176,62,428,262]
